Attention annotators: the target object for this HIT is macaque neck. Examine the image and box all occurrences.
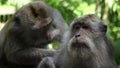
[57,51,95,68]
[59,57,95,68]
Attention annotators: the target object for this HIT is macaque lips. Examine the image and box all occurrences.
[71,42,89,51]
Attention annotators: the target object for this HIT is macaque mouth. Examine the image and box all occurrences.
[71,42,89,50]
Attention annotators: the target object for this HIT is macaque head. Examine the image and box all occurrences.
[65,14,107,59]
[8,1,68,47]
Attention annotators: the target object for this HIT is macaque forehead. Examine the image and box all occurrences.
[70,14,101,27]
[13,1,50,24]
[83,14,101,23]
[16,1,49,16]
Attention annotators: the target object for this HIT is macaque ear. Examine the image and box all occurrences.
[101,25,107,33]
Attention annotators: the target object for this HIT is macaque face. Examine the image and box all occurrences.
[8,1,65,47]
[13,13,53,44]
[66,14,107,58]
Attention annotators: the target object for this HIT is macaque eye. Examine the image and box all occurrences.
[82,25,89,29]
[74,24,81,30]
[102,25,107,32]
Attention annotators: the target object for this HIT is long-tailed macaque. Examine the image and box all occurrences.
[38,14,117,68]
[0,0,68,68]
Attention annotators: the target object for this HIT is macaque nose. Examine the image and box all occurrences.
[75,34,80,38]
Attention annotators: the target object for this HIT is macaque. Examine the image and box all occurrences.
[38,14,117,68]
[0,0,68,68]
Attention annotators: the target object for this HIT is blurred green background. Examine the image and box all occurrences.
[0,0,120,68]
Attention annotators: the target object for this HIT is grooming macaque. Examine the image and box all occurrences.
[38,14,116,68]
[0,0,68,68]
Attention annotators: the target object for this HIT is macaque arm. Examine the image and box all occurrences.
[37,57,55,68]
[5,45,55,64]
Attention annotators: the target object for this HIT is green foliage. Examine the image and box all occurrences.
[96,0,120,41]
[114,40,120,68]
[107,0,120,41]
[46,0,96,24]
[0,0,8,5]
[0,0,33,9]
[46,0,77,24]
